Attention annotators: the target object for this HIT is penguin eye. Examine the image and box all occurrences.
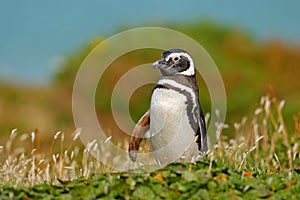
[173,57,179,61]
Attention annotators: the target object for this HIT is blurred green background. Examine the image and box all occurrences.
[0,1,300,146]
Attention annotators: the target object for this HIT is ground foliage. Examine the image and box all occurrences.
[1,160,300,199]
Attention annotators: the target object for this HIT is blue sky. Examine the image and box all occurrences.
[0,0,299,84]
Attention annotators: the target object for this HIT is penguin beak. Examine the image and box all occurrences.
[152,58,169,69]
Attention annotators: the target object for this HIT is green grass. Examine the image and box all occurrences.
[0,94,300,199]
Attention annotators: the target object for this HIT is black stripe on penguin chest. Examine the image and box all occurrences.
[152,84,199,134]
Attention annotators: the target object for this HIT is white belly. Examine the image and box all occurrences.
[150,88,199,166]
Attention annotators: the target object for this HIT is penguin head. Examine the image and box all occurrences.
[152,49,195,76]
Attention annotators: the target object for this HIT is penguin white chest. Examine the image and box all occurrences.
[150,89,185,136]
[149,88,198,166]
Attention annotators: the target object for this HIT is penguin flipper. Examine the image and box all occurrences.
[195,104,208,153]
[128,110,150,162]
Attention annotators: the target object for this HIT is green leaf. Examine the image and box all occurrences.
[266,175,285,191]
[182,171,198,182]
[132,186,156,200]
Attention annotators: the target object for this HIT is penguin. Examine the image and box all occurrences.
[128,49,207,167]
